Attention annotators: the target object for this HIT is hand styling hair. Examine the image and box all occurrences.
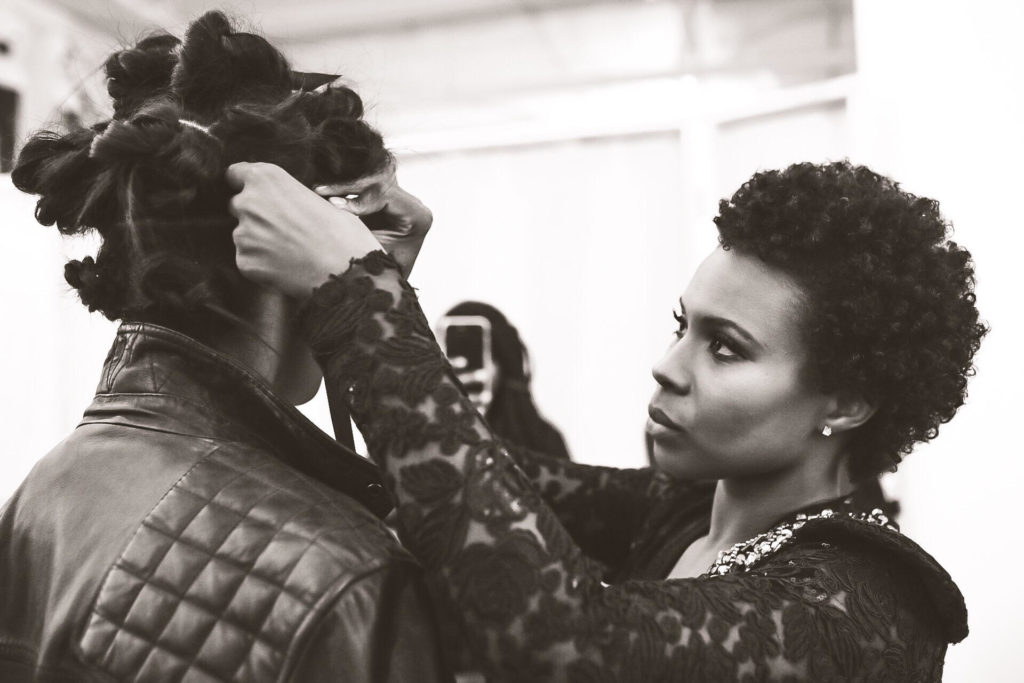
[12,11,391,336]
[715,161,986,480]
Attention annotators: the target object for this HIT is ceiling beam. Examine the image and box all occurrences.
[269,0,634,44]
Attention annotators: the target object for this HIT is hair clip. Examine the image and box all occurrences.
[178,119,217,138]
[290,70,340,92]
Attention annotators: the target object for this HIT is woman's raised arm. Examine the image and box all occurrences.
[495,440,685,569]
[294,253,933,682]
[228,164,940,681]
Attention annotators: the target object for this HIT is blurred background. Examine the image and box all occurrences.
[1,1,1021,679]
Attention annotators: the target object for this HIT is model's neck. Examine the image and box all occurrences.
[706,450,852,550]
[206,287,291,389]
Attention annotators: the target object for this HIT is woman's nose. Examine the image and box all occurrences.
[651,339,691,395]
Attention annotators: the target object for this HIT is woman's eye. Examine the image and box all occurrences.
[709,336,741,360]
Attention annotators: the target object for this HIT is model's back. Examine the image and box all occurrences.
[1,324,447,682]
[1,11,451,682]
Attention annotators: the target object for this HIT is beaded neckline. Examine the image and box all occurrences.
[704,506,897,578]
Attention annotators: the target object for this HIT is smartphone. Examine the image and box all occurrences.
[438,316,493,372]
[437,315,495,411]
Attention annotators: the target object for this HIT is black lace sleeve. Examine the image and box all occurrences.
[296,252,948,683]
[494,441,684,569]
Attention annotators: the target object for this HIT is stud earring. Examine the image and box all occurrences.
[821,425,833,437]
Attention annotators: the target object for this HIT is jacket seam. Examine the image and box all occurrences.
[82,392,248,440]
[74,418,243,444]
[81,394,382,499]
[0,640,115,683]
[279,559,421,683]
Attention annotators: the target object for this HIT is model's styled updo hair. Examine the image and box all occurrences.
[12,10,390,336]
[715,161,986,481]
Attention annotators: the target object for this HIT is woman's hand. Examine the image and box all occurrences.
[314,160,432,277]
[226,162,381,300]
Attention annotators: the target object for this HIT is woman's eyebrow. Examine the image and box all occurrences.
[678,299,765,349]
[702,315,765,349]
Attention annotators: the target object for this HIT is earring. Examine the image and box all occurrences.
[821,425,833,437]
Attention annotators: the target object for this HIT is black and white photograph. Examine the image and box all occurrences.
[1,1,1020,681]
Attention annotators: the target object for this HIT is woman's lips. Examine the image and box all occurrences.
[648,405,685,432]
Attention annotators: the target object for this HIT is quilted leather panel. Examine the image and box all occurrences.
[78,443,395,683]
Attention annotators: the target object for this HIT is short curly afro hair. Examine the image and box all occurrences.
[715,160,986,481]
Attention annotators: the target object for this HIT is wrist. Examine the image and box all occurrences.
[295,249,402,340]
[297,232,383,298]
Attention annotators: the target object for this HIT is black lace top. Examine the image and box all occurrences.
[297,252,967,683]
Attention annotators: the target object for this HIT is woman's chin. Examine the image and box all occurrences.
[650,443,712,481]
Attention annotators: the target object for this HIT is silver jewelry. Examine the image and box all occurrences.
[705,507,897,578]
[821,425,833,437]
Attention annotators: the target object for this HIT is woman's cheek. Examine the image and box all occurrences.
[700,367,787,446]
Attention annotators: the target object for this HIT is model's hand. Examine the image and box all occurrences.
[315,161,432,277]
[226,162,381,299]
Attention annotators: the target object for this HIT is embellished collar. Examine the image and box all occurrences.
[705,496,898,578]
[699,492,968,644]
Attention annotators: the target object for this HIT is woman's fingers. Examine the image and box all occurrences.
[312,162,394,196]
[303,159,432,277]
[226,162,382,298]
[226,161,286,195]
[224,162,251,192]
[389,186,432,234]
[314,161,397,216]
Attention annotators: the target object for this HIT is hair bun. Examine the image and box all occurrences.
[296,87,365,125]
[313,118,388,181]
[172,11,292,119]
[105,34,180,119]
[89,106,195,165]
[10,129,108,234]
[64,256,106,312]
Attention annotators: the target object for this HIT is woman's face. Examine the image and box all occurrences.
[648,247,832,481]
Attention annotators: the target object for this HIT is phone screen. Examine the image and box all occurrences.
[444,325,486,371]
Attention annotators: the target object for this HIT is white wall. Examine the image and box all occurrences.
[397,133,687,464]
[384,92,852,468]
[0,2,118,498]
[0,181,117,495]
[848,2,1024,680]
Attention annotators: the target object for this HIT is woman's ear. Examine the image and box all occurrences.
[822,392,877,435]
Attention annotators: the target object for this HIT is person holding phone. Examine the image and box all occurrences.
[228,157,983,681]
[439,302,572,461]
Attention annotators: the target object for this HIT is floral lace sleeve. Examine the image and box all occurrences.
[297,252,947,683]
[492,441,684,569]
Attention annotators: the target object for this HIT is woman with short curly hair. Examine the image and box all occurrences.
[715,163,983,482]
[229,155,985,681]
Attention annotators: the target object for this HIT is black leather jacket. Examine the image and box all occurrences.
[0,323,452,683]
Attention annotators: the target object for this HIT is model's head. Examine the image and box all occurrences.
[12,11,389,343]
[649,161,985,483]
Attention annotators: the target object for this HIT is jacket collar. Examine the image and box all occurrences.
[81,322,392,519]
